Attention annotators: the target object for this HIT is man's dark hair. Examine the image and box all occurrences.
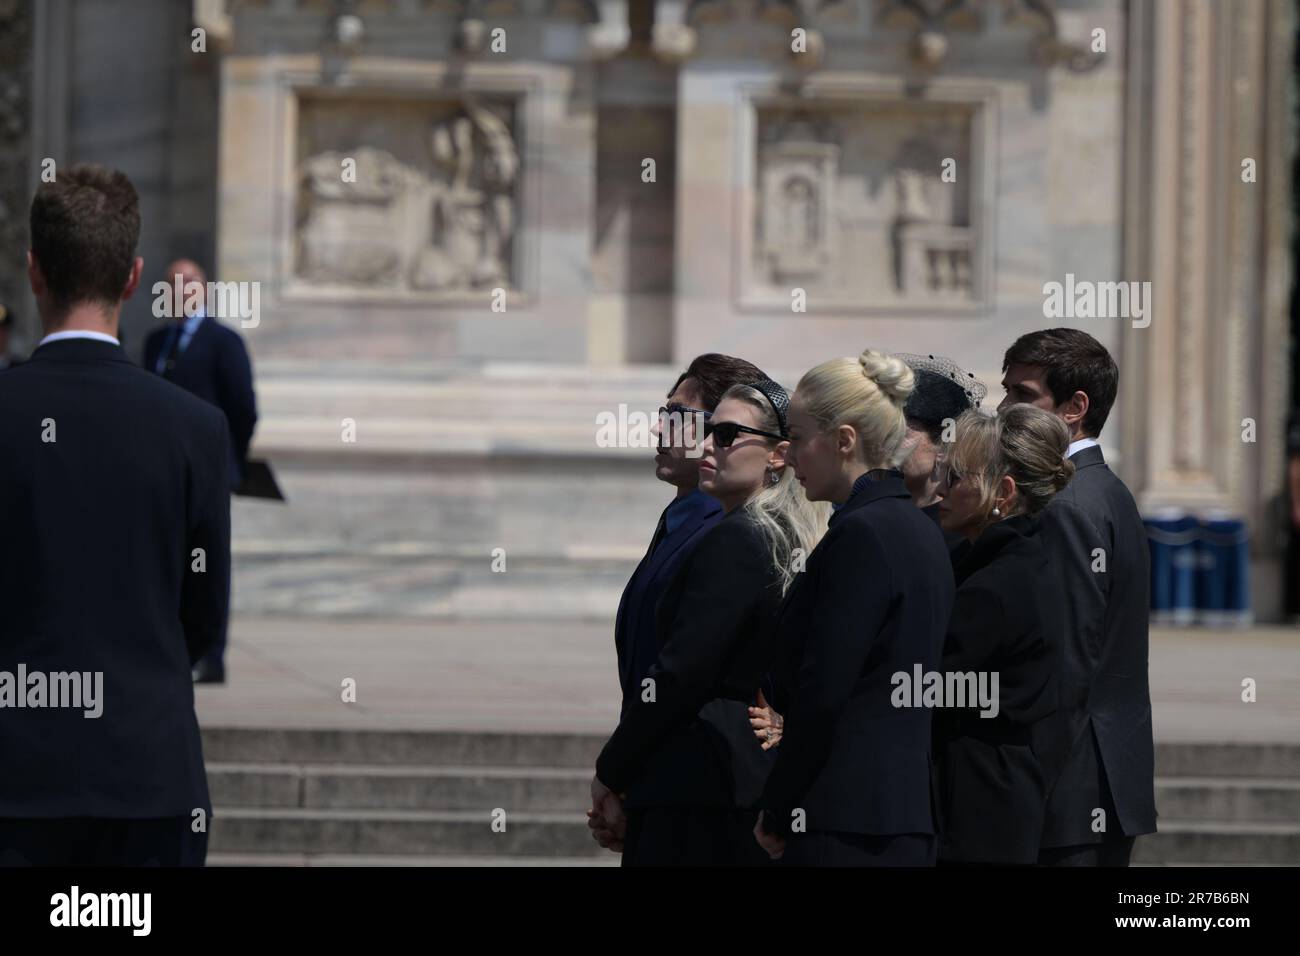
[669,353,768,412]
[1002,328,1119,438]
[29,163,141,313]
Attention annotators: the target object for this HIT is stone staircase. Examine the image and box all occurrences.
[203,728,613,865]
[1135,742,1300,865]
[202,727,1300,866]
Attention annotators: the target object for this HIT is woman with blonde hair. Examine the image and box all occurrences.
[593,379,826,864]
[754,350,955,866]
[931,404,1074,864]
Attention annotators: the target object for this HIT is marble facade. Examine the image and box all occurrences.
[1,0,1294,620]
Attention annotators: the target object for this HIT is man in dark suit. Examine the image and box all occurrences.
[595,499,784,865]
[143,259,258,488]
[999,327,1157,865]
[143,258,257,684]
[588,353,766,853]
[0,164,228,866]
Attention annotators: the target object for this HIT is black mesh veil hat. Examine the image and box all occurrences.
[893,352,987,433]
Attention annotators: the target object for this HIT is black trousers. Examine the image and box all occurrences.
[622,806,771,866]
[782,830,937,867]
[1037,836,1136,867]
[199,569,231,673]
[0,817,209,867]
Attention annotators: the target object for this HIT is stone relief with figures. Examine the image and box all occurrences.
[752,103,976,306]
[295,98,519,295]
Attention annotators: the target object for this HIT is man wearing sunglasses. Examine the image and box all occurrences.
[589,353,767,854]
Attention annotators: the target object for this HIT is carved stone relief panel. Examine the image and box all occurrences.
[758,114,839,283]
[748,99,980,311]
[293,94,519,297]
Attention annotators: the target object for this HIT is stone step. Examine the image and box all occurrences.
[229,449,668,605]
[207,852,617,867]
[246,362,692,461]
[232,542,646,563]
[207,763,591,811]
[201,728,606,769]
[1134,862,1294,867]
[230,554,631,621]
[206,762,1300,825]
[208,809,1300,864]
[208,808,606,858]
[198,730,1300,863]
[1154,777,1300,823]
[1153,741,1300,779]
[1131,821,1300,865]
[203,728,1300,778]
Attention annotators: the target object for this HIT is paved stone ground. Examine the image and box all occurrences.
[196,617,1300,743]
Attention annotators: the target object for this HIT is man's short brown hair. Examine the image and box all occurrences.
[29,163,140,313]
[669,353,768,412]
[1002,327,1119,438]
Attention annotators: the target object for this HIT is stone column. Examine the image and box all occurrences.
[0,0,37,351]
[1119,0,1294,619]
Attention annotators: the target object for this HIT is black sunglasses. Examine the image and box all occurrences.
[703,420,786,448]
[658,403,712,430]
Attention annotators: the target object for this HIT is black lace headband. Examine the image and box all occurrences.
[746,379,790,438]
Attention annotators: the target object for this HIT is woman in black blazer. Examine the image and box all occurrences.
[930,404,1074,864]
[754,350,955,866]
[590,380,827,865]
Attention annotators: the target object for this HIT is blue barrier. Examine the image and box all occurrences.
[1144,508,1252,627]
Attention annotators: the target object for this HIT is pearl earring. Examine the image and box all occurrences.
[992,507,1001,517]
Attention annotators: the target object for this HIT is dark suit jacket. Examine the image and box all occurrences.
[933,513,1066,864]
[922,501,971,553]
[0,338,229,818]
[760,473,955,838]
[614,489,722,715]
[597,507,781,809]
[923,500,974,569]
[1038,444,1157,845]
[143,316,257,483]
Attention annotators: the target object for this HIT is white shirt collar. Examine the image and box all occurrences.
[1066,437,1100,459]
[38,330,121,348]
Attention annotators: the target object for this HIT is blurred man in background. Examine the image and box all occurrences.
[143,258,258,684]
[143,259,258,488]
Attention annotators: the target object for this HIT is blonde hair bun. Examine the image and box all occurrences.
[858,349,915,407]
